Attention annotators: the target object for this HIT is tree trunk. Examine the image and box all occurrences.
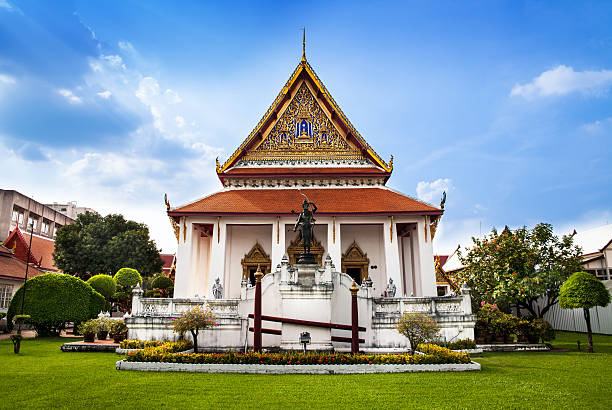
[583,308,593,353]
[191,330,198,353]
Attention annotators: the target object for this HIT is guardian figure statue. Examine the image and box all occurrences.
[293,199,318,263]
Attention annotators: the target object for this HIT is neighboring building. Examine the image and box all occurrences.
[573,224,612,280]
[0,244,46,312]
[4,227,58,272]
[0,190,74,241]
[128,48,475,350]
[45,201,95,219]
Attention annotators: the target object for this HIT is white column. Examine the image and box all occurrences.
[417,216,437,297]
[174,217,193,298]
[208,217,227,298]
[383,216,403,296]
[327,216,341,271]
[271,216,286,271]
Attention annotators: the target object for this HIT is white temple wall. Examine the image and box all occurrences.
[383,218,403,296]
[416,217,437,297]
[340,224,386,295]
[174,217,193,298]
[400,233,415,297]
[190,234,211,298]
[224,224,272,298]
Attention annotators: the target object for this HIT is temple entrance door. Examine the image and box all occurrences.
[346,267,363,285]
[341,241,370,285]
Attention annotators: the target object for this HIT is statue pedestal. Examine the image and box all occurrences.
[296,252,316,265]
[278,263,334,351]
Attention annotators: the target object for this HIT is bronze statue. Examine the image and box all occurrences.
[293,199,317,263]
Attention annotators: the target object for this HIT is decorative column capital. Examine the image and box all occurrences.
[350,281,359,295]
[255,264,264,282]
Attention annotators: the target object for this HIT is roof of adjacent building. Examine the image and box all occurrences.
[169,187,442,217]
[3,227,58,271]
[0,244,46,281]
[573,224,612,255]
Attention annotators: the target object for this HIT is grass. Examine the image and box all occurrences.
[0,331,610,409]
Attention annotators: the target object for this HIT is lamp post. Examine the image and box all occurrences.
[18,222,34,333]
[253,265,263,352]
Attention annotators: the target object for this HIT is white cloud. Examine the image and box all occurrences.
[416,178,453,203]
[96,90,112,99]
[581,117,612,134]
[175,116,185,128]
[0,73,16,84]
[511,65,612,98]
[118,41,136,53]
[0,0,14,11]
[57,88,82,103]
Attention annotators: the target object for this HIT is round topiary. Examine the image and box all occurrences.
[113,268,142,290]
[6,273,106,335]
[151,275,173,290]
[560,272,611,310]
[87,274,117,300]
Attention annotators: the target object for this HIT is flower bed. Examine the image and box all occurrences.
[119,340,193,351]
[124,343,470,365]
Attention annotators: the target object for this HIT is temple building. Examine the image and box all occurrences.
[128,45,475,351]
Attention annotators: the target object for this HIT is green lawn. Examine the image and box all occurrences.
[0,332,610,409]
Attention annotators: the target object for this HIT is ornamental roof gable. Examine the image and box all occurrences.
[216,58,393,173]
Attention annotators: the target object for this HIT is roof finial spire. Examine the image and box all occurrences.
[301,27,306,62]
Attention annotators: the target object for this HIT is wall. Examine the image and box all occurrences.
[224,224,272,298]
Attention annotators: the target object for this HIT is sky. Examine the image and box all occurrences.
[1,0,611,255]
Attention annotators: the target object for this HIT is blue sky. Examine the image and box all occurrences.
[1,0,611,254]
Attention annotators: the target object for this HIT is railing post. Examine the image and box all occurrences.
[350,281,359,354]
[253,265,263,352]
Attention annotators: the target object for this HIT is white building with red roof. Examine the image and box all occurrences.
[129,46,475,350]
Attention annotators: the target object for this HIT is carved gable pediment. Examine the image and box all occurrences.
[241,242,271,279]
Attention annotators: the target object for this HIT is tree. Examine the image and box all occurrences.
[559,272,611,353]
[151,275,174,297]
[171,306,217,352]
[53,212,163,279]
[396,313,440,355]
[87,274,117,300]
[113,268,142,311]
[454,223,582,318]
[6,273,105,335]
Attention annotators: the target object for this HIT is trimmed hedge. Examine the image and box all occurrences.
[87,275,117,300]
[114,268,142,289]
[428,339,477,350]
[6,273,105,335]
[125,343,470,365]
[151,275,173,290]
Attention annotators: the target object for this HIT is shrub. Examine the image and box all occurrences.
[397,313,441,354]
[0,312,6,320]
[152,275,173,290]
[172,306,217,352]
[531,318,555,342]
[124,343,470,365]
[114,268,142,290]
[6,273,105,335]
[429,339,477,350]
[87,275,117,300]
[78,320,98,335]
[119,339,193,350]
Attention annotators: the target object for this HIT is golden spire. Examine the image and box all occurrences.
[301,27,306,62]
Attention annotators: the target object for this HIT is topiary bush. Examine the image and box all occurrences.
[87,274,117,300]
[6,273,105,336]
[560,271,611,352]
[114,268,142,290]
[397,313,441,354]
[152,275,173,290]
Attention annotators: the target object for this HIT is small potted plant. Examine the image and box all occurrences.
[96,318,111,340]
[109,320,128,343]
[11,314,31,354]
[78,320,98,343]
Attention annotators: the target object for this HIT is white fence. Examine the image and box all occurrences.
[544,303,612,335]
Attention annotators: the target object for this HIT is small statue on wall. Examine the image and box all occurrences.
[293,198,318,264]
[212,277,223,299]
[385,278,396,298]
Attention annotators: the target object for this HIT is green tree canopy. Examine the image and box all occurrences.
[559,271,611,353]
[86,274,117,300]
[6,273,105,335]
[454,223,582,317]
[114,268,142,289]
[53,212,163,279]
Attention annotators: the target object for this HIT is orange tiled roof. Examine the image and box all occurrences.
[23,233,58,271]
[169,188,442,216]
[0,244,46,281]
